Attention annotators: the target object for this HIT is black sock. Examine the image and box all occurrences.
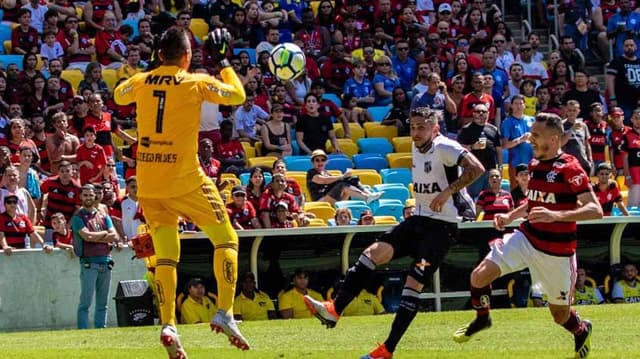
[384,287,420,353]
[334,254,376,314]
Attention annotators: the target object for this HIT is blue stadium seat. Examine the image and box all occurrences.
[0,54,24,70]
[373,184,410,204]
[325,157,353,172]
[357,137,394,155]
[284,155,311,167]
[327,152,349,160]
[0,24,11,52]
[323,93,342,108]
[352,154,388,171]
[501,179,510,191]
[380,168,412,186]
[334,200,370,219]
[368,106,391,122]
[286,157,312,172]
[233,48,257,64]
[372,199,404,221]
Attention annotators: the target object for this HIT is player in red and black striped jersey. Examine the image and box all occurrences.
[38,161,81,228]
[592,163,629,216]
[622,109,640,207]
[455,113,602,359]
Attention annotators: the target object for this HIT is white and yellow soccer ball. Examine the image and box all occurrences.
[268,43,306,82]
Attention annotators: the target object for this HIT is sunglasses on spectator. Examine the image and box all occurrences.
[107,164,116,167]
[377,62,391,66]
[457,41,469,46]
[67,20,78,24]
[493,39,505,43]
[519,48,532,52]
[474,110,488,114]
[321,4,332,8]
[490,175,500,178]
[440,10,451,15]
[233,193,246,197]
[314,158,327,163]
[397,47,409,51]
[598,172,611,176]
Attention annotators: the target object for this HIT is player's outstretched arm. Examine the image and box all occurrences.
[113,76,138,106]
[199,68,246,106]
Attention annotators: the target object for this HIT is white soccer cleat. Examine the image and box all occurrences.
[210,310,250,351]
[160,325,188,359]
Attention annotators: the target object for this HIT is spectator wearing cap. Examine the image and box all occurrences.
[271,201,296,228]
[234,271,277,321]
[76,126,107,185]
[357,209,376,225]
[296,94,341,155]
[72,183,119,329]
[278,268,324,319]
[226,186,261,230]
[608,107,631,177]
[592,162,629,216]
[0,193,51,256]
[307,149,382,205]
[272,159,304,205]
[234,91,270,145]
[260,104,292,158]
[510,164,530,207]
[180,278,218,324]
[500,95,534,188]
[259,173,304,228]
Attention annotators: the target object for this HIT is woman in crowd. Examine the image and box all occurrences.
[462,7,491,57]
[372,55,401,106]
[447,56,473,93]
[260,104,292,158]
[246,167,267,212]
[549,59,573,89]
[3,119,37,162]
[228,9,252,49]
[333,207,354,226]
[79,62,109,94]
[17,147,41,203]
[19,53,42,82]
[381,87,410,136]
[317,0,338,36]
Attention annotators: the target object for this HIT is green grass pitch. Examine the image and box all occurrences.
[2,304,638,358]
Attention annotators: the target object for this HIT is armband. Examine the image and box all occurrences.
[219,59,231,68]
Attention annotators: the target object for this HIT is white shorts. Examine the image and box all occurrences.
[486,229,577,306]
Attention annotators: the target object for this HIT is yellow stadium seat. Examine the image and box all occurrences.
[327,170,343,176]
[241,141,256,159]
[386,152,412,168]
[102,68,119,91]
[111,133,124,148]
[190,21,209,40]
[391,136,412,152]
[373,215,398,225]
[4,40,10,54]
[304,205,336,221]
[351,169,381,186]
[616,176,628,191]
[405,198,415,207]
[308,218,328,227]
[36,55,44,70]
[502,164,510,180]
[333,122,365,141]
[61,69,84,92]
[254,141,263,156]
[248,156,278,168]
[287,172,311,200]
[363,123,398,141]
[408,183,414,198]
[326,138,358,158]
[303,201,333,210]
[75,6,84,19]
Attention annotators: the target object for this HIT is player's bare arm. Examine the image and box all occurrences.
[430,152,484,212]
[494,201,528,230]
[528,191,603,223]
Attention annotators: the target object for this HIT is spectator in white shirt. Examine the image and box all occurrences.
[234,91,269,144]
[40,31,64,68]
[22,0,48,33]
[120,176,142,240]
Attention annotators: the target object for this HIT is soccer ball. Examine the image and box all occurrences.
[268,43,306,82]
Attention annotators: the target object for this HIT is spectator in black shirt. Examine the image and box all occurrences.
[606,37,640,123]
[510,163,529,207]
[561,69,601,120]
[295,94,341,155]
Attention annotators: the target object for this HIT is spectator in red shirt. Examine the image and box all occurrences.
[94,11,126,68]
[77,126,107,185]
[51,212,74,255]
[592,162,629,216]
[0,194,52,255]
[226,185,261,230]
[175,11,200,50]
[3,119,39,163]
[11,9,39,54]
[216,120,246,175]
[459,72,495,127]
[271,201,295,228]
[246,167,267,213]
[476,168,514,221]
[272,159,303,205]
[58,15,96,72]
[84,93,136,158]
[320,44,353,94]
[259,173,302,228]
[83,0,122,35]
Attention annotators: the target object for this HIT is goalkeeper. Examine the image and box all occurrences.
[114,27,248,358]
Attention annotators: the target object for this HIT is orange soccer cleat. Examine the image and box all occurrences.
[303,295,340,328]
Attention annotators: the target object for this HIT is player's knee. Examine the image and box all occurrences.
[364,242,393,264]
[201,223,239,247]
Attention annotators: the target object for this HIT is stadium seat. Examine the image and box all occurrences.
[326,138,358,158]
[308,218,328,227]
[284,155,311,167]
[334,200,370,219]
[386,152,412,168]
[502,164,510,180]
[61,69,83,91]
[391,136,412,152]
[325,156,353,172]
[351,169,382,186]
[241,141,256,159]
[323,93,342,108]
[501,179,510,191]
[287,171,311,200]
[380,168,412,186]
[3,40,10,54]
[232,48,257,64]
[102,68,119,90]
[363,122,398,141]
[357,137,394,155]
[286,157,312,172]
[304,205,336,222]
[190,20,209,40]
[352,154,388,171]
[333,122,365,141]
[373,184,410,204]
[367,106,391,122]
[304,201,333,209]
[0,54,23,70]
[373,215,398,225]
[248,156,278,168]
[372,199,404,221]
[616,176,628,191]
[0,24,10,53]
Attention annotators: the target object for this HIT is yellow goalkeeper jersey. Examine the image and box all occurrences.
[114,66,245,198]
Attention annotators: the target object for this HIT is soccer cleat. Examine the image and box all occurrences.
[574,320,592,358]
[360,343,393,359]
[160,325,188,359]
[303,295,340,328]
[453,316,492,343]
[210,311,250,351]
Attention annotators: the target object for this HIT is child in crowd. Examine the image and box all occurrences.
[39,31,64,69]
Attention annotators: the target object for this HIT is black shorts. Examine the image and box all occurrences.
[378,215,458,285]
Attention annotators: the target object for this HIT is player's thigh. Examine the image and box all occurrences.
[485,230,530,276]
[408,219,455,284]
[378,216,422,259]
[529,252,576,306]
[138,198,181,259]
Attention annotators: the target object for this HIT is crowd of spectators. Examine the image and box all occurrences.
[0,0,639,322]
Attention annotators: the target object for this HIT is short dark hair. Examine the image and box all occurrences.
[158,27,190,62]
[534,112,563,135]
[17,8,31,18]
